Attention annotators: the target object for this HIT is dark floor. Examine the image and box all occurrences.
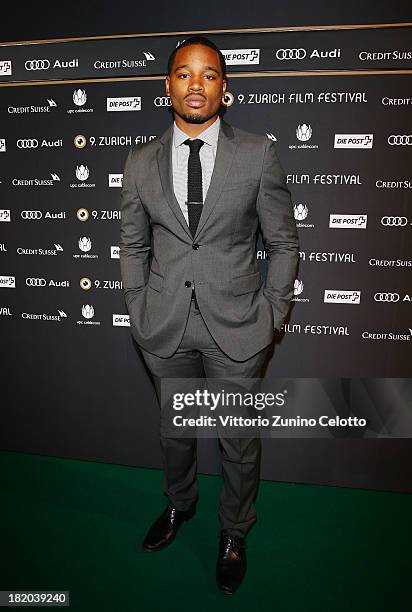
[1,450,411,611]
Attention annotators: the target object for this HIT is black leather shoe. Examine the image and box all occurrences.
[142,503,196,552]
[216,531,247,594]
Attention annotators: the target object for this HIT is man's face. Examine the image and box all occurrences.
[165,44,227,125]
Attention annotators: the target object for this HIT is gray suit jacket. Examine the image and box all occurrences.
[119,118,299,360]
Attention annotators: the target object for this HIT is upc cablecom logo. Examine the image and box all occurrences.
[0,60,12,75]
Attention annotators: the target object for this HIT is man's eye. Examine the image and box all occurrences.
[178,73,189,78]
[205,75,215,80]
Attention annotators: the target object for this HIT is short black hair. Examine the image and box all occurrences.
[167,36,227,79]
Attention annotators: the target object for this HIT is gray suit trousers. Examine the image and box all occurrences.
[139,296,270,539]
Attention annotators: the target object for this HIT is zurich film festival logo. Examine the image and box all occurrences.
[0,60,12,75]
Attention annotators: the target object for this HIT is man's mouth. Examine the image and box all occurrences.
[185,95,206,108]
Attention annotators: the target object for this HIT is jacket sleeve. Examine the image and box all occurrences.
[256,138,299,331]
[118,146,152,309]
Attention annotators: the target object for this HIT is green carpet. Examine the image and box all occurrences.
[1,450,411,611]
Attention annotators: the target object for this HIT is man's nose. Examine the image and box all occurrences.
[188,77,203,90]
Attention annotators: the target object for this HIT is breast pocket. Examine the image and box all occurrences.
[221,179,259,193]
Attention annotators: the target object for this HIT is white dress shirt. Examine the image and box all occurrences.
[171,116,220,226]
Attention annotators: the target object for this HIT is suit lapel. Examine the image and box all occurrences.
[156,118,236,241]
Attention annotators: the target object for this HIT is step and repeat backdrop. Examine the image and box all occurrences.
[1,25,411,490]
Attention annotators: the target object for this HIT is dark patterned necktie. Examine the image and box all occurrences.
[184,138,204,237]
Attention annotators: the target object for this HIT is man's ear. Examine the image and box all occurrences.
[222,79,227,95]
[165,75,170,96]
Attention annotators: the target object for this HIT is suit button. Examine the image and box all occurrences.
[185,281,192,288]
[192,243,199,250]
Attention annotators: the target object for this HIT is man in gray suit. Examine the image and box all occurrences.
[119,36,299,593]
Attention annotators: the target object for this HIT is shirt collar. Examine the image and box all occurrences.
[173,116,221,148]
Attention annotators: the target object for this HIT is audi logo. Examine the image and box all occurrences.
[374,292,400,302]
[275,48,306,60]
[387,135,412,145]
[21,210,42,219]
[25,59,50,71]
[17,139,38,149]
[381,216,408,226]
[154,96,172,107]
[26,277,47,287]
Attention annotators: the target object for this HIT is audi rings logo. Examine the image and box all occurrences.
[381,216,408,226]
[374,293,400,302]
[26,277,47,287]
[275,48,306,60]
[21,210,42,220]
[154,96,171,107]
[17,139,38,149]
[387,135,412,145]
[25,59,50,71]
